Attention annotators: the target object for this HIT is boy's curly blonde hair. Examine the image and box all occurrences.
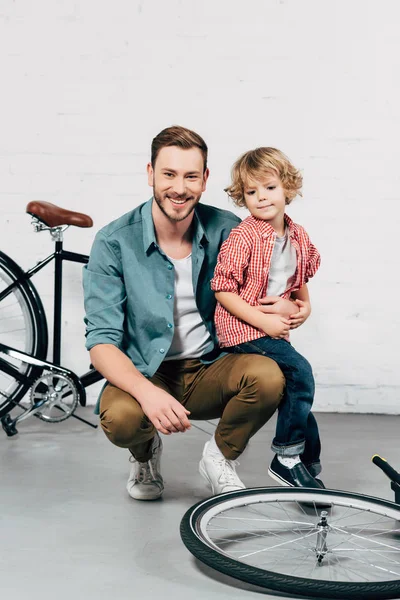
[225,147,303,207]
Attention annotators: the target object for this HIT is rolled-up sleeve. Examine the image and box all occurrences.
[210,231,251,294]
[82,232,127,351]
[304,239,321,282]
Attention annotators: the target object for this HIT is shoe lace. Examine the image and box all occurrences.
[129,456,157,485]
[215,455,241,485]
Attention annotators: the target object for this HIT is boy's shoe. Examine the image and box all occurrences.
[126,433,164,500]
[268,455,322,489]
[199,441,246,495]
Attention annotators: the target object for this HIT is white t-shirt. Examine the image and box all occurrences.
[165,254,213,360]
[266,230,297,297]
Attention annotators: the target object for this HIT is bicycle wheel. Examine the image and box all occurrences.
[180,487,400,599]
[0,251,48,417]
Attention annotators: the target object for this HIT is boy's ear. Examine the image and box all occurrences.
[285,189,295,204]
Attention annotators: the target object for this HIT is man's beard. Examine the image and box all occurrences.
[153,188,201,222]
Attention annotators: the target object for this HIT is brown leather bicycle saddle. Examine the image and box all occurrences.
[26,201,93,228]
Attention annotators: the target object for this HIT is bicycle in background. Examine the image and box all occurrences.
[0,201,103,436]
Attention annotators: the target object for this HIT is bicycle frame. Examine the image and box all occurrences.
[16,240,88,364]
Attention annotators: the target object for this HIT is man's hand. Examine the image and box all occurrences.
[138,386,191,435]
[289,299,311,329]
[258,313,291,339]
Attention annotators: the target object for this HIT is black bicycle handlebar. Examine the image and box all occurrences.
[372,454,400,485]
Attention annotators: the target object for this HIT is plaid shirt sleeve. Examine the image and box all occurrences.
[304,236,321,283]
[210,230,251,293]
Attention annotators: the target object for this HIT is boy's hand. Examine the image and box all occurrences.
[259,314,291,339]
[257,296,299,319]
[289,299,311,329]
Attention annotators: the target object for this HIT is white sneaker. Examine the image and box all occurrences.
[199,441,246,495]
[126,433,164,500]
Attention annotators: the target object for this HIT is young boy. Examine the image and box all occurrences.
[210,147,323,488]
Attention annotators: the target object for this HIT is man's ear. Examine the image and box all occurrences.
[147,163,154,187]
[202,167,210,191]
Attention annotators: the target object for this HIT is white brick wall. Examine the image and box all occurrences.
[1,0,399,411]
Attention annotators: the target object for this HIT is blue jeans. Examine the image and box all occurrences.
[228,338,321,476]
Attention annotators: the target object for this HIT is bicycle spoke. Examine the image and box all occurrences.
[333,524,400,553]
[238,529,319,559]
[326,550,372,582]
[332,549,400,580]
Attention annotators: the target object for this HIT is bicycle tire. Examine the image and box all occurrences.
[0,251,48,417]
[180,487,400,599]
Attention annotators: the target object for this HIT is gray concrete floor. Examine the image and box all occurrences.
[1,409,400,600]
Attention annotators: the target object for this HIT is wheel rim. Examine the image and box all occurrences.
[192,489,400,586]
[0,266,35,405]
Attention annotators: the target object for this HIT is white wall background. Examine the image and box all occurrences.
[1,0,399,412]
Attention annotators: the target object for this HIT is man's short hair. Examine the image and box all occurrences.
[151,125,208,172]
[225,147,303,207]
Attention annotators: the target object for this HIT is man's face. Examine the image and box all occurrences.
[147,146,209,223]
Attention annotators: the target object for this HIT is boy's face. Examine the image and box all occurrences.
[243,174,287,228]
[147,146,209,223]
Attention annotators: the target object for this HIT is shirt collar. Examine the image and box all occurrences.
[192,206,209,246]
[247,213,295,238]
[142,198,158,252]
[142,198,209,253]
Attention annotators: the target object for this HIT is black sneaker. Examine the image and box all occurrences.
[268,455,322,489]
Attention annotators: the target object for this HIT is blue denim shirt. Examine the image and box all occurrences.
[83,198,241,382]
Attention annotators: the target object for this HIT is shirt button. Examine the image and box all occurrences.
[166,294,172,299]
[167,264,173,270]
[167,323,173,328]
[159,348,165,354]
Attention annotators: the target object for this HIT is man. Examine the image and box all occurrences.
[83,125,284,501]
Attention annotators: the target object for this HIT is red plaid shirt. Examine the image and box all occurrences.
[211,214,321,347]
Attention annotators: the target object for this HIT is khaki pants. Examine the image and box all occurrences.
[99,353,284,461]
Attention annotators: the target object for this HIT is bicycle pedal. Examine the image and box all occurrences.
[1,414,19,437]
